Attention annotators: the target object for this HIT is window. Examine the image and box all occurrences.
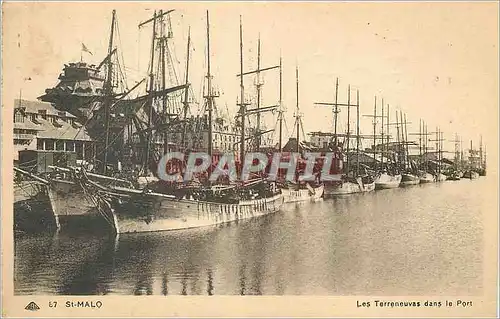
[45,139,54,150]
[14,111,24,123]
[37,139,44,150]
[38,110,47,120]
[66,141,75,152]
[56,140,65,151]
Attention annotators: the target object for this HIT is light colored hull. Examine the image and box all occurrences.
[401,174,420,186]
[325,178,375,195]
[375,173,402,189]
[325,177,375,196]
[110,190,285,234]
[463,171,479,179]
[446,172,461,181]
[419,173,434,183]
[435,173,447,182]
[362,182,376,192]
[325,181,360,195]
[282,185,324,203]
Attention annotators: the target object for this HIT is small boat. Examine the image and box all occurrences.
[446,171,461,181]
[374,171,402,189]
[360,175,376,192]
[435,173,447,182]
[419,171,434,183]
[324,174,375,195]
[281,183,324,203]
[400,173,420,186]
[462,170,479,179]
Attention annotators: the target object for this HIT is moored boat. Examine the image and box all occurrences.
[435,173,447,182]
[462,170,479,179]
[374,171,402,189]
[419,171,434,183]
[82,175,284,234]
[281,183,324,203]
[446,170,461,181]
[400,173,420,186]
[324,174,375,195]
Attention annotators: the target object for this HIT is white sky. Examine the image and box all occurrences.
[2,2,498,159]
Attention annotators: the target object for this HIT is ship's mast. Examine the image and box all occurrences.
[295,66,300,153]
[400,110,405,169]
[206,11,213,161]
[395,111,400,167]
[419,119,422,167]
[256,35,262,150]
[404,113,409,171]
[144,10,157,175]
[479,135,483,168]
[386,103,390,167]
[356,90,360,176]
[333,78,339,145]
[345,85,351,174]
[424,123,428,171]
[381,98,384,167]
[180,27,191,150]
[278,56,283,152]
[103,9,116,175]
[159,10,169,154]
[239,16,246,164]
[373,97,377,168]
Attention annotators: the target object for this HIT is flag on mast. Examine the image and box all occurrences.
[81,43,93,55]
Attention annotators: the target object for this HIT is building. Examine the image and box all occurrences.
[309,131,335,149]
[167,115,257,154]
[13,99,94,162]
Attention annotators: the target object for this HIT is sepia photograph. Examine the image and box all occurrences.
[1,1,498,317]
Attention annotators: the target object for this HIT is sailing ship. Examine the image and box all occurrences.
[279,66,324,202]
[445,133,463,181]
[316,80,374,196]
[397,111,419,186]
[72,11,286,234]
[372,100,401,189]
[29,10,190,229]
[477,136,487,176]
[417,121,434,183]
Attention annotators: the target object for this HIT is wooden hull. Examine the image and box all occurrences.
[325,177,375,195]
[282,184,324,203]
[463,171,479,179]
[446,172,462,181]
[435,173,447,182]
[46,176,127,231]
[325,181,359,195]
[110,190,285,234]
[374,173,402,189]
[419,172,434,183]
[362,182,376,192]
[401,173,420,186]
[14,186,57,232]
[14,181,47,203]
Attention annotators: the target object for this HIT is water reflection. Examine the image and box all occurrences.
[14,177,487,295]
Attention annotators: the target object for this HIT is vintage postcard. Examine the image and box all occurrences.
[1,1,498,317]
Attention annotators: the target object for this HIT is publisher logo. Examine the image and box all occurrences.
[25,301,40,311]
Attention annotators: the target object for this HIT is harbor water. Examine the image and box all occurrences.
[14,177,488,296]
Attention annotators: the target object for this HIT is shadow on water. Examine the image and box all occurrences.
[14,178,487,295]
